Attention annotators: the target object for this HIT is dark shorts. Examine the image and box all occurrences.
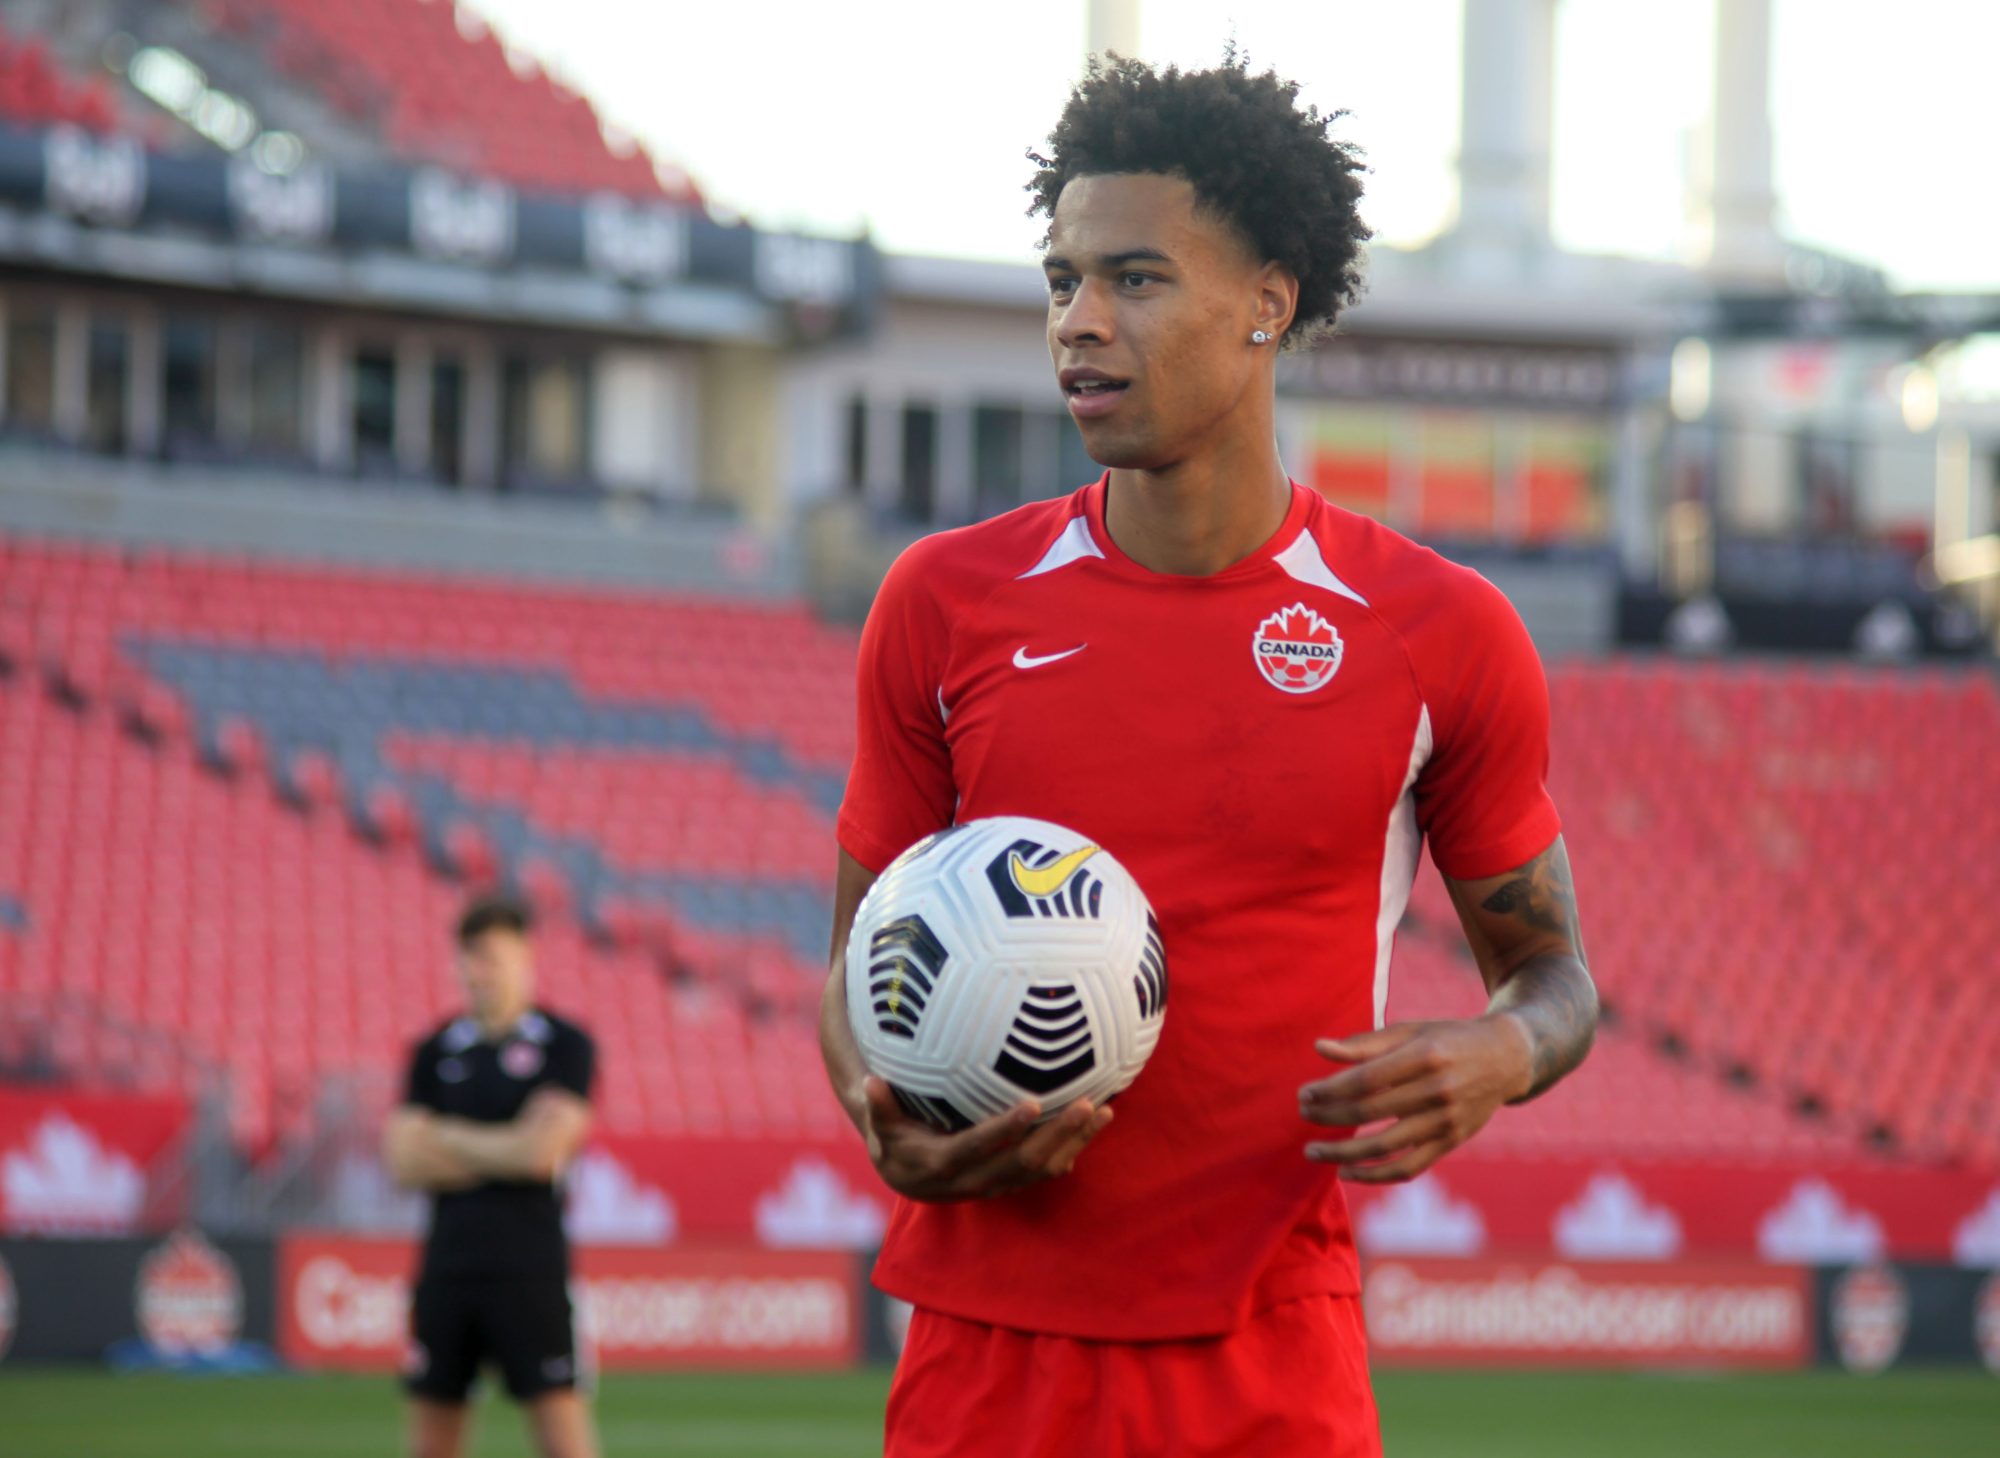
[405,1276,588,1404]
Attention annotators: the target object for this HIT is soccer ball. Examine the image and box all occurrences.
[845,815,1167,1131]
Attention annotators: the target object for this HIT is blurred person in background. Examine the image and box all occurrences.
[384,890,599,1458]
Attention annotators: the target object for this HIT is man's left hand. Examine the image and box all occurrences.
[1298,1017,1536,1183]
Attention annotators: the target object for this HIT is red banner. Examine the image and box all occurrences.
[565,1133,890,1251]
[1363,1257,1812,1368]
[1343,1153,2000,1268]
[0,1084,189,1235]
[277,1234,860,1372]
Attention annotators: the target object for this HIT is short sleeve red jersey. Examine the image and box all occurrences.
[838,476,1561,1341]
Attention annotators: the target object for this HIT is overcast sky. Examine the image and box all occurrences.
[462,0,1997,293]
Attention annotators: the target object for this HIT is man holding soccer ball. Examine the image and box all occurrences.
[821,54,1597,1457]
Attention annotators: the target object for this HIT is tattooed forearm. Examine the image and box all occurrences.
[1448,838,1597,1102]
[1485,951,1598,1101]
[1496,948,1600,1096]
[1478,845,1578,942]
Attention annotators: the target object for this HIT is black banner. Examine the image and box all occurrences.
[0,1231,273,1364]
[0,123,878,333]
[1815,1263,2000,1372]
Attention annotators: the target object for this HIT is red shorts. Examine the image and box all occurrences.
[884,1294,1381,1458]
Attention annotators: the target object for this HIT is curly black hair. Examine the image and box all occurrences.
[1027,51,1371,348]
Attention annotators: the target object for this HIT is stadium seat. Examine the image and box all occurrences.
[0,26,120,133]
[3,530,1996,1170]
[223,0,696,201]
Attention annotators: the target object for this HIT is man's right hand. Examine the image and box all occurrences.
[859,1076,1113,1202]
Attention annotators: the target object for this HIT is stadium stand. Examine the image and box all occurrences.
[0,665,838,1153]
[0,22,119,132]
[3,530,1996,1171]
[1388,919,1857,1161]
[197,0,692,199]
[1406,658,2000,1166]
[0,534,844,1150]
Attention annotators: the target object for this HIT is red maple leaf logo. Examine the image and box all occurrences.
[1270,605,1335,644]
[1252,603,1344,693]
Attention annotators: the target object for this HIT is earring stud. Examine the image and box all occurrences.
[1251,330,1272,345]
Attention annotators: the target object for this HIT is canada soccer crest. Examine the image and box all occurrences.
[1252,602,1344,695]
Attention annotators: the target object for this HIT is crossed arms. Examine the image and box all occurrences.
[383,1088,593,1192]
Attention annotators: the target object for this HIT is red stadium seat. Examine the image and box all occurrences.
[223,0,698,202]
[3,531,1995,1170]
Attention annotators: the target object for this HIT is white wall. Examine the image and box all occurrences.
[592,347,698,499]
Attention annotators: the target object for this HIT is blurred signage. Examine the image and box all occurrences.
[1810,1262,2000,1372]
[1344,1154,2000,1267]
[1364,1257,1811,1368]
[277,1235,860,1371]
[1282,338,1620,409]
[135,1229,245,1358]
[42,126,143,226]
[0,1084,189,1235]
[1827,1264,1908,1373]
[0,122,876,325]
[0,1234,275,1361]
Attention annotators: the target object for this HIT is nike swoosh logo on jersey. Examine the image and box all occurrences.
[1009,844,1099,897]
[1013,645,1085,669]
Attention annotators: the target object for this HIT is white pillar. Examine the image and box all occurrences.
[1935,428,1973,552]
[1701,0,1786,283]
[1087,0,1140,59]
[1452,0,1557,269]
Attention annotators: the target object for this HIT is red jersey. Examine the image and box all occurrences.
[837,475,1560,1340]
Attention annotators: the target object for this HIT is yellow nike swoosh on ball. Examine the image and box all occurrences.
[1009,844,1100,898]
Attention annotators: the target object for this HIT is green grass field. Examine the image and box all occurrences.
[0,1367,1995,1457]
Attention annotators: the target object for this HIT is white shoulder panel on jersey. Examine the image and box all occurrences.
[1372,703,1432,1028]
[1017,514,1105,579]
[1273,530,1370,607]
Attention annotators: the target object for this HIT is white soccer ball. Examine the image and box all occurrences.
[845,815,1167,1131]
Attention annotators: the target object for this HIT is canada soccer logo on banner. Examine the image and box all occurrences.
[1830,1264,1908,1373]
[1253,602,1344,695]
[136,1229,243,1357]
